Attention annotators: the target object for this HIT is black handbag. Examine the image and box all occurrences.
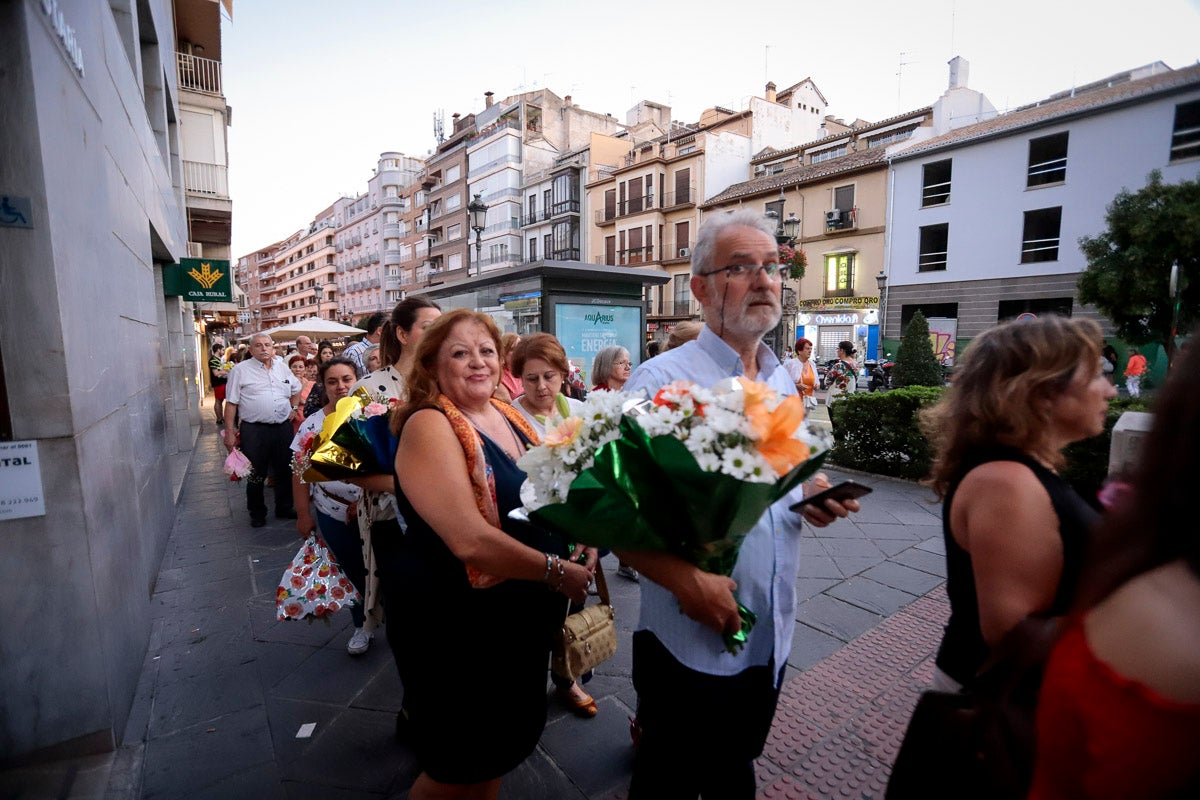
[885,616,1062,800]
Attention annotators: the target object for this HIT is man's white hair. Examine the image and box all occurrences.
[690,209,779,276]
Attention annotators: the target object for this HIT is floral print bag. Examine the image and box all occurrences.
[276,533,362,621]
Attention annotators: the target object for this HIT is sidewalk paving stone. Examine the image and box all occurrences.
[796,594,885,642]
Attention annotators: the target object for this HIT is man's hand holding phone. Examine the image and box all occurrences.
[791,477,871,527]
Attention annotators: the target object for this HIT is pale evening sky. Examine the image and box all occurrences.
[222,0,1200,258]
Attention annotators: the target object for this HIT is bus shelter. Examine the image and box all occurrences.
[412,260,669,386]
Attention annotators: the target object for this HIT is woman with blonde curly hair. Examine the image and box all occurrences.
[921,316,1116,691]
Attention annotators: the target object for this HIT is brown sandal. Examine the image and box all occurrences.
[558,687,598,718]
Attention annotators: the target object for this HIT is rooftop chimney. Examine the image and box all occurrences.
[564,95,573,106]
[765,82,777,103]
[484,91,494,108]
[948,56,969,90]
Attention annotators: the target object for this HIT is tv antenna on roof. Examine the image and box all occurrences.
[896,51,915,112]
[433,110,445,144]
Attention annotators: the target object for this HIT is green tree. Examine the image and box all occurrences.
[1078,171,1200,366]
[891,311,944,388]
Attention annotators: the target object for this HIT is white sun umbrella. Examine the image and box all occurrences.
[257,316,365,340]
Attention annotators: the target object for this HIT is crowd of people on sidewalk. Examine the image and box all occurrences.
[207,209,1196,799]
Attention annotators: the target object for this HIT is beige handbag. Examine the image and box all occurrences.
[551,561,617,682]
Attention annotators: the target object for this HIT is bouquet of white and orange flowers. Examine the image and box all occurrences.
[518,378,828,653]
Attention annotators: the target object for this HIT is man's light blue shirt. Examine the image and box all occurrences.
[625,324,806,681]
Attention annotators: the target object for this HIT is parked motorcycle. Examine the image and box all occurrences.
[865,354,894,392]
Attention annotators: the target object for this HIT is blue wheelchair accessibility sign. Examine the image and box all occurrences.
[1,196,33,228]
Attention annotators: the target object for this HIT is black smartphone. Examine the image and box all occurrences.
[789,480,873,513]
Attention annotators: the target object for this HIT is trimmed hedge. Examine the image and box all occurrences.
[827,387,944,479]
[828,390,1151,495]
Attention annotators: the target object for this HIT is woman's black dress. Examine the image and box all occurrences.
[374,420,569,784]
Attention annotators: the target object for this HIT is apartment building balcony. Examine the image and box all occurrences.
[467,118,520,148]
[384,248,402,266]
[646,298,696,318]
[662,187,695,209]
[618,194,657,217]
[335,242,344,252]
[546,248,580,261]
[384,274,403,291]
[469,153,523,180]
[595,208,617,226]
[380,196,409,211]
[383,223,400,239]
[549,199,581,218]
[183,161,229,199]
[825,207,859,234]
[616,246,655,266]
[661,241,693,262]
[176,52,222,96]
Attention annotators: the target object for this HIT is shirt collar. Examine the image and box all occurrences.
[696,325,782,378]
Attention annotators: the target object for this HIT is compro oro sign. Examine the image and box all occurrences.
[163,258,233,302]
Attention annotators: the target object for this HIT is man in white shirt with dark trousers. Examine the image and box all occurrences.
[223,333,302,528]
[620,210,861,799]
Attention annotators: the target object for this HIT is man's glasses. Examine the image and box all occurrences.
[703,263,782,282]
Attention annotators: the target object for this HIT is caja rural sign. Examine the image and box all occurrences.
[163,258,233,303]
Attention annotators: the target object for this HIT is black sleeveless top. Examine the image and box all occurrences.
[935,445,1098,686]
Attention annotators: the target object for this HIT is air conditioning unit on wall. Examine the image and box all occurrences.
[678,247,691,258]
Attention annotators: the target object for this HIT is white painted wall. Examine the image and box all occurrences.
[888,86,1200,288]
[701,131,753,202]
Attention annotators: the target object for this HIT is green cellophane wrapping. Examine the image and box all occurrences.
[529,415,827,653]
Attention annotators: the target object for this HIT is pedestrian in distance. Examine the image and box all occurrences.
[785,336,819,410]
[223,333,303,528]
[1124,346,1147,397]
[343,312,388,377]
[209,342,229,425]
[620,209,861,799]
[666,320,702,351]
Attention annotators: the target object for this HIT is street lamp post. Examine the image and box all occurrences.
[313,284,324,319]
[875,270,888,343]
[468,193,489,277]
[766,207,801,356]
[252,308,260,332]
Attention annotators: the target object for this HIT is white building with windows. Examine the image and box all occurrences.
[885,62,1200,357]
[334,152,425,315]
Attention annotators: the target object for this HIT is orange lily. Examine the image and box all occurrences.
[739,378,809,476]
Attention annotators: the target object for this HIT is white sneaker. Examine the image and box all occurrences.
[347,627,372,655]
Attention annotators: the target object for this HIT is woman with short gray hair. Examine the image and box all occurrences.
[590,345,632,392]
